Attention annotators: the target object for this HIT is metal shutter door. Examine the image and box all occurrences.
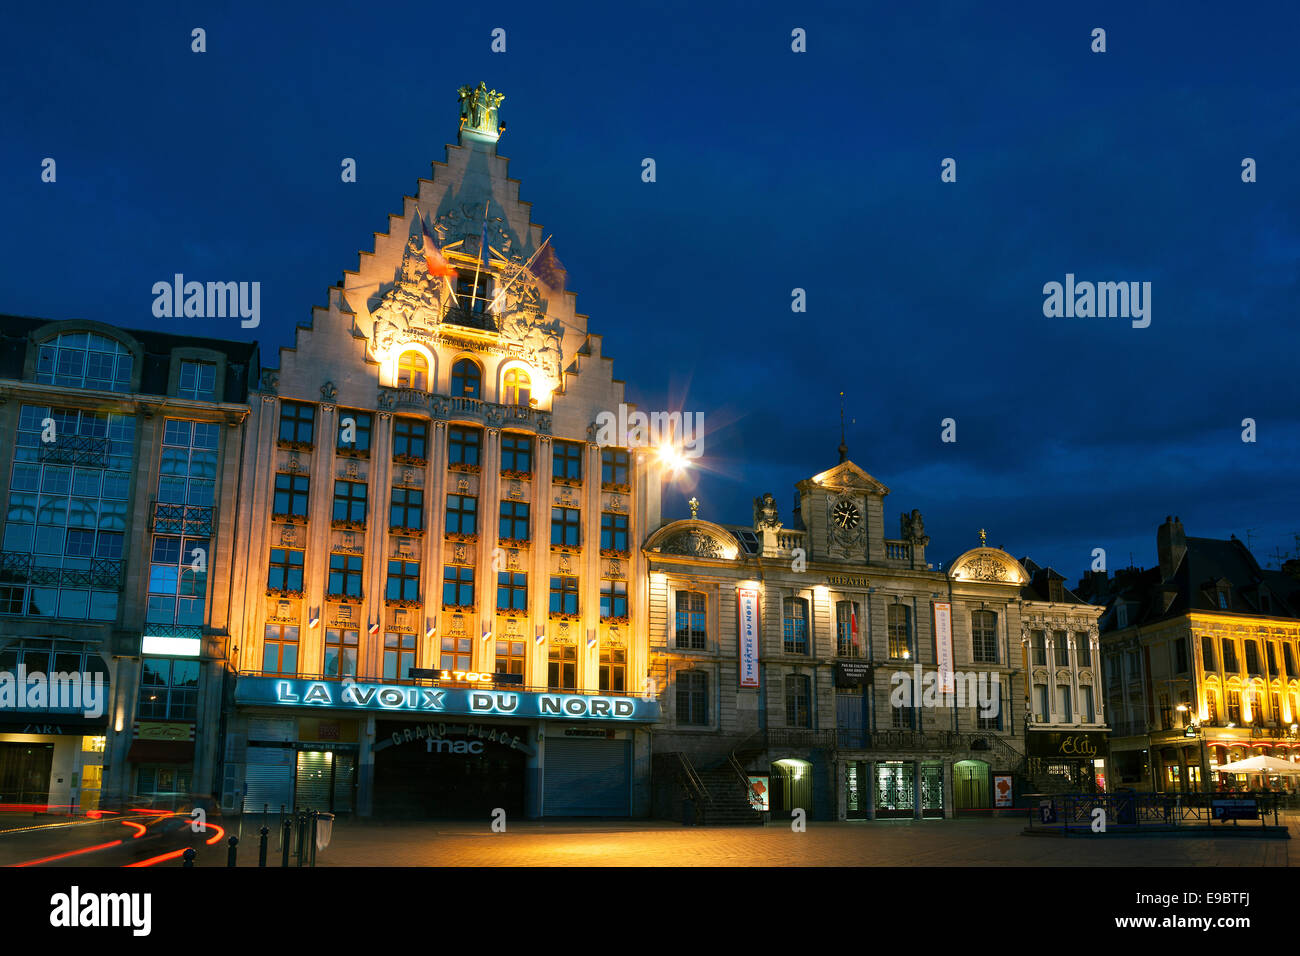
[295,752,332,811]
[243,748,294,813]
[543,738,630,816]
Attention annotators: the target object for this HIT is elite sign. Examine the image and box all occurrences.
[235,676,661,722]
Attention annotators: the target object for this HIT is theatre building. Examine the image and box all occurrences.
[0,315,256,810]
[221,84,663,819]
[647,455,1073,822]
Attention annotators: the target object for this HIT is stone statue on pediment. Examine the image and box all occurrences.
[753,493,781,531]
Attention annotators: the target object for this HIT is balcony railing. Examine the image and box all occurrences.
[376,389,553,435]
[0,552,124,589]
[39,434,109,467]
[442,306,500,333]
[153,503,214,536]
[884,539,913,561]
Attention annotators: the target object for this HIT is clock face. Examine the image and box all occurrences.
[832,500,861,530]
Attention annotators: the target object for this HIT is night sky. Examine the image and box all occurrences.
[2,1,1297,584]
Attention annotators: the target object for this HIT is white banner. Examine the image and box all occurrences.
[738,588,760,688]
[933,602,954,694]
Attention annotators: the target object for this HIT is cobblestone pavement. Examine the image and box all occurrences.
[221,814,1296,867]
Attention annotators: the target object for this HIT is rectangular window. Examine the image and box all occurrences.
[1267,642,1277,673]
[1202,635,1216,671]
[1054,631,1070,666]
[384,632,417,680]
[835,600,860,658]
[385,560,420,602]
[971,610,998,664]
[1059,685,1073,723]
[495,638,525,677]
[785,675,811,728]
[1036,685,1050,722]
[500,434,532,474]
[553,440,583,481]
[550,507,580,547]
[1222,639,1238,672]
[273,473,310,517]
[448,426,481,467]
[599,646,626,692]
[977,686,1003,730]
[895,701,916,730]
[390,487,424,531]
[177,361,217,401]
[324,628,358,677]
[497,571,527,611]
[1227,691,1242,724]
[332,480,367,525]
[676,670,708,725]
[147,534,208,627]
[267,548,304,593]
[393,417,428,461]
[336,410,372,454]
[278,402,315,446]
[599,512,629,553]
[1077,633,1092,667]
[442,565,475,607]
[675,590,707,649]
[601,580,628,620]
[445,494,478,535]
[327,554,363,598]
[548,643,577,690]
[439,635,472,672]
[783,597,809,654]
[601,448,629,488]
[498,501,529,541]
[1032,631,1046,666]
[1174,637,1189,673]
[549,575,579,615]
[263,625,299,674]
[1285,644,1296,676]
[888,605,910,659]
[1244,641,1261,675]
[138,658,200,720]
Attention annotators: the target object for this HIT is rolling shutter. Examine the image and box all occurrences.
[295,751,332,811]
[243,746,294,813]
[543,738,630,816]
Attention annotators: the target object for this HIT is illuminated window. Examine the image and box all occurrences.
[495,638,525,677]
[888,605,911,659]
[1227,691,1241,724]
[451,359,481,398]
[397,351,428,390]
[503,368,531,406]
[971,610,998,664]
[1205,691,1218,725]
[324,628,358,677]
[783,598,809,655]
[835,601,860,658]
[675,591,707,649]
[384,632,417,679]
[263,625,299,674]
[677,670,708,725]
[36,332,132,392]
[548,643,577,690]
[599,646,625,692]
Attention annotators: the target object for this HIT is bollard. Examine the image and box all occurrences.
[281,816,291,867]
[183,847,196,868]
[310,811,318,868]
[258,825,269,867]
[296,812,306,868]
[227,835,238,868]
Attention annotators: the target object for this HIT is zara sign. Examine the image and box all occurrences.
[234,676,660,723]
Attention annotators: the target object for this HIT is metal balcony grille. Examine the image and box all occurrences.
[39,435,110,467]
[0,552,124,589]
[153,503,214,536]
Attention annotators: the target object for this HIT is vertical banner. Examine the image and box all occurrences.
[738,587,760,688]
[933,602,954,694]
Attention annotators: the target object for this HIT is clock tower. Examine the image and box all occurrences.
[794,459,890,563]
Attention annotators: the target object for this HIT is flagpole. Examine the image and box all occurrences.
[417,202,459,306]
[486,235,551,314]
[470,200,489,313]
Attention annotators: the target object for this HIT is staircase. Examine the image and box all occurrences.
[694,767,763,825]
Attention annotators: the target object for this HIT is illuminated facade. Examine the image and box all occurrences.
[647,457,1098,821]
[1089,517,1300,792]
[0,315,256,810]
[221,85,664,818]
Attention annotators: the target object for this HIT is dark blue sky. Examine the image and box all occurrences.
[2,1,1297,583]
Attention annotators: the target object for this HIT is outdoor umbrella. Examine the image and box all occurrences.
[1216,755,1300,775]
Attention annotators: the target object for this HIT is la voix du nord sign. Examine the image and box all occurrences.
[235,677,660,722]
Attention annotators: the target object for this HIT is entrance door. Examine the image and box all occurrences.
[845,760,869,819]
[953,759,990,811]
[875,761,915,818]
[770,759,814,817]
[544,738,630,816]
[0,742,54,806]
[836,688,867,748]
[295,751,333,811]
[921,763,944,818]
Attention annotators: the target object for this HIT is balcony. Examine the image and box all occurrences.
[376,390,553,435]
[154,503,214,536]
[39,434,109,467]
[0,552,124,589]
[442,306,500,333]
[884,539,913,562]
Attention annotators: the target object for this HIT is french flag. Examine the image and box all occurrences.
[421,216,457,278]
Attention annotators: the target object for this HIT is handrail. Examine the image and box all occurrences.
[672,752,710,805]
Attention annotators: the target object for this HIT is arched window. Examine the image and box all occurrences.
[451,359,481,398]
[36,331,133,392]
[397,351,428,390]
[503,367,531,406]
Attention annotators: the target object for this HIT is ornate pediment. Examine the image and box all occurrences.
[948,547,1028,586]
[803,460,890,496]
[647,520,740,561]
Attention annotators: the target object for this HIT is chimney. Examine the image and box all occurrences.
[1157,515,1186,582]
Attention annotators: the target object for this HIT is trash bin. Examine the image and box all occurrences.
[682,799,696,827]
[315,813,335,851]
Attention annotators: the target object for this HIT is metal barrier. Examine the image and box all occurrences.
[1026,791,1284,832]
